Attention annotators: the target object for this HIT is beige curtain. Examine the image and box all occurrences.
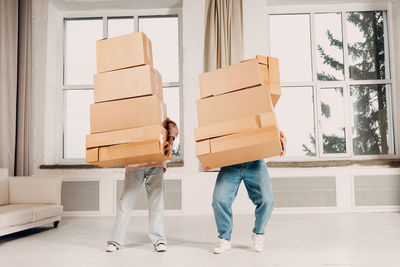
[204,0,243,71]
[0,0,32,176]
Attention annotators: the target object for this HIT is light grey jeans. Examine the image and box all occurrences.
[108,167,166,248]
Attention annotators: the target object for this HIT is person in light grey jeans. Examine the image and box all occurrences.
[106,119,179,253]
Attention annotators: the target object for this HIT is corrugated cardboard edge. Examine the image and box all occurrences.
[86,125,167,148]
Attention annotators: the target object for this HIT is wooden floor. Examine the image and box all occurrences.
[1,213,400,267]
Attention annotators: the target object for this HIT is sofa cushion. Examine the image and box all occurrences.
[0,205,33,229]
[9,176,61,205]
[32,204,63,221]
[0,168,8,205]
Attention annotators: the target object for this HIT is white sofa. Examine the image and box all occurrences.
[0,168,63,237]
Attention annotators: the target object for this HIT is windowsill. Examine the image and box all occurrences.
[266,158,400,168]
[39,161,184,169]
[39,159,400,169]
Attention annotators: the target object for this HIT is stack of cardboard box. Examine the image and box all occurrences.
[86,32,171,168]
[195,56,283,169]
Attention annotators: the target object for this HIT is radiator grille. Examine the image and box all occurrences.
[61,181,100,211]
[271,176,337,207]
[354,175,400,206]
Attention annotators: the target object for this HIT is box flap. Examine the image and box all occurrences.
[259,112,277,128]
[86,148,99,163]
[196,140,211,156]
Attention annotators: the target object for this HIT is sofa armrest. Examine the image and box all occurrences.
[9,176,62,205]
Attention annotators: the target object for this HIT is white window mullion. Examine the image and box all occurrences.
[341,11,350,82]
[310,12,321,157]
[341,10,354,157]
[103,16,108,38]
[134,15,139,32]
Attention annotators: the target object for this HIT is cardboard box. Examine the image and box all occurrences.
[196,127,282,169]
[196,85,274,128]
[90,95,166,134]
[93,65,163,103]
[96,32,153,73]
[199,55,281,106]
[86,124,167,148]
[252,56,281,107]
[194,112,277,141]
[86,132,171,168]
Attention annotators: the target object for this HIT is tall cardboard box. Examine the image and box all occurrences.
[96,32,153,73]
[90,95,166,134]
[93,65,163,103]
[196,85,274,128]
[199,55,281,106]
[86,125,171,167]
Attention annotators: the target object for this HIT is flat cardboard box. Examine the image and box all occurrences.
[194,112,277,141]
[199,56,281,106]
[196,127,282,169]
[86,125,167,148]
[93,65,163,103]
[90,95,166,134]
[86,140,172,168]
[96,32,153,73]
[196,85,274,128]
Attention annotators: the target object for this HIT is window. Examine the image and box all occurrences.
[269,7,394,159]
[62,14,181,161]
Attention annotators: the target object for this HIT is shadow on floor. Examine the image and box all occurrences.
[0,226,55,245]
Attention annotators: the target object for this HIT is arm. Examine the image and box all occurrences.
[279,130,287,156]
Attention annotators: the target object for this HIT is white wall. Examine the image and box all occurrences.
[31,0,400,217]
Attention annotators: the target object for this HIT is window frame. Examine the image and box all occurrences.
[267,3,398,162]
[58,8,183,165]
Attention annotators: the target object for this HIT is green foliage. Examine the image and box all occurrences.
[302,11,389,156]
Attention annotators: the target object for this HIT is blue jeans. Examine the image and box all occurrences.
[108,167,166,248]
[212,160,274,240]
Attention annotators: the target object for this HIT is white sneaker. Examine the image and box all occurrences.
[213,238,231,254]
[252,233,264,253]
[155,243,167,252]
[106,243,118,252]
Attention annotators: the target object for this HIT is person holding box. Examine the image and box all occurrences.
[106,118,179,253]
[206,130,287,254]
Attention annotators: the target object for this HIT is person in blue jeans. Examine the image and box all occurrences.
[205,131,287,254]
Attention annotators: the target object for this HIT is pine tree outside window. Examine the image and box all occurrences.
[269,6,395,160]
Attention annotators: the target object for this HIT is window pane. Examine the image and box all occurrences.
[320,87,346,154]
[347,11,390,80]
[108,17,134,38]
[139,17,179,83]
[275,87,316,157]
[64,90,93,159]
[270,14,312,82]
[315,13,344,81]
[65,19,103,85]
[351,84,392,155]
[163,87,181,157]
